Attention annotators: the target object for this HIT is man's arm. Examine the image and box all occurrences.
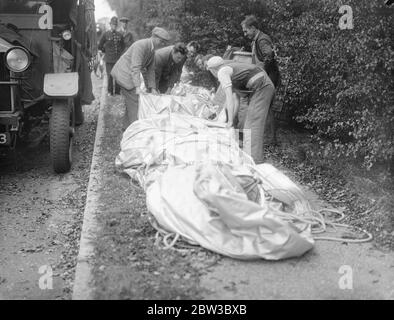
[145,54,156,91]
[256,37,274,67]
[233,92,240,121]
[223,86,235,126]
[154,54,164,91]
[168,60,186,90]
[217,66,235,127]
[174,59,186,84]
[130,44,146,89]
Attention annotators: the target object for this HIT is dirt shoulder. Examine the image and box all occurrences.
[80,94,394,300]
[264,125,394,251]
[86,94,221,299]
[72,75,394,299]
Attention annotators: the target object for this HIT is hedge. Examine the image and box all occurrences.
[108,0,394,169]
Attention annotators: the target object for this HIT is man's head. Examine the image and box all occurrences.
[206,56,225,78]
[151,27,171,49]
[110,16,118,31]
[172,42,187,63]
[119,17,130,31]
[198,54,214,70]
[186,41,200,59]
[194,54,204,70]
[241,15,260,40]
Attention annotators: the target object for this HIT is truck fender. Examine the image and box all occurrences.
[44,72,79,97]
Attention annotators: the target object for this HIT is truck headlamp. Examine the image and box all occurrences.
[62,30,72,41]
[5,47,31,73]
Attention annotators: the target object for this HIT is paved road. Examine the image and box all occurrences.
[201,241,394,299]
[0,75,101,300]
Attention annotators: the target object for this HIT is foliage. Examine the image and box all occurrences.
[107,0,394,170]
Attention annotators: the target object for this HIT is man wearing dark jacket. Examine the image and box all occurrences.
[98,16,124,95]
[241,15,280,88]
[111,27,170,127]
[119,17,134,50]
[155,43,188,93]
[241,15,280,145]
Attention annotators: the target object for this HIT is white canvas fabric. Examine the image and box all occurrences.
[115,89,315,260]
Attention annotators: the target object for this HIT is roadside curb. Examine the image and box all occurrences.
[72,77,107,300]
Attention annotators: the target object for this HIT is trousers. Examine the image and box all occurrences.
[121,87,139,129]
[239,78,275,164]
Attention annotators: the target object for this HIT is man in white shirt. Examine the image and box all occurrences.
[206,56,275,163]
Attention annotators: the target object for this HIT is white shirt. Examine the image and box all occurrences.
[217,66,233,89]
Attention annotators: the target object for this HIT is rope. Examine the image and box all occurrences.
[142,158,372,250]
[260,185,373,243]
[149,214,192,251]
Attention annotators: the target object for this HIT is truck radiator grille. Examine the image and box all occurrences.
[0,53,12,112]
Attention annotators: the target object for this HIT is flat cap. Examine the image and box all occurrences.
[119,17,130,23]
[206,56,225,69]
[151,27,171,41]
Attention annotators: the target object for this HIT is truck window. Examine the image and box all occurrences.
[0,0,47,14]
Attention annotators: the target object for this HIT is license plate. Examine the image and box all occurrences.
[0,132,11,146]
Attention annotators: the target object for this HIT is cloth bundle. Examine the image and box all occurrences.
[116,90,315,260]
[139,87,226,122]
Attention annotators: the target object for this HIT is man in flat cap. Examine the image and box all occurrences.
[98,16,125,96]
[155,42,188,94]
[119,17,134,50]
[111,27,171,127]
[206,56,275,163]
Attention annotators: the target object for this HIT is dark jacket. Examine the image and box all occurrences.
[111,38,156,90]
[123,31,134,50]
[155,45,187,93]
[98,30,124,63]
[252,31,281,88]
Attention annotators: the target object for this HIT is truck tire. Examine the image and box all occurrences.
[50,101,72,173]
[74,96,84,126]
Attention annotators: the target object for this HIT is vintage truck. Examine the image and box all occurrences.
[0,0,96,172]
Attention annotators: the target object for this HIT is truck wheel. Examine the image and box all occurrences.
[74,96,84,126]
[50,101,72,173]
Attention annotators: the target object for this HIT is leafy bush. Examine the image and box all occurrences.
[108,0,394,169]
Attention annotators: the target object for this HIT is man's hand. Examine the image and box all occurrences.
[136,87,144,95]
